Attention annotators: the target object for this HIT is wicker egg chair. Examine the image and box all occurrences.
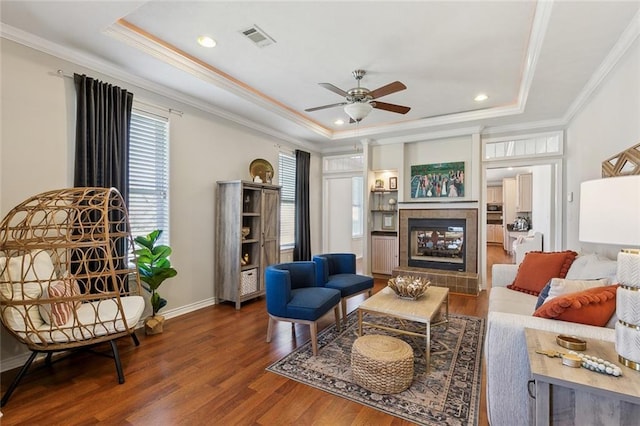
[0,187,145,406]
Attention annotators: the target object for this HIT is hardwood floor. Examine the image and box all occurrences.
[1,280,489,425]
[486,243,514,286]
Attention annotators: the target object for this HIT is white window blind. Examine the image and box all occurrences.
[129,110,170,246]
[279,152,296,248]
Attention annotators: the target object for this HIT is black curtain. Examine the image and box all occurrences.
[73,74,133,290]
[73,73,133,202]
[293,150,311,261]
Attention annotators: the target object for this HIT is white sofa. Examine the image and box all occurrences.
[485,254,618,425]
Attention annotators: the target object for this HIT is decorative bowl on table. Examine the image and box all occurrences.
[387,276,431,300]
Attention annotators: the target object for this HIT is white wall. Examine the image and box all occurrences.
[0,40,322,368]
[531,164,552,250]
[372,143,404,171]
[565,38,640,257]
[401,135,476,203]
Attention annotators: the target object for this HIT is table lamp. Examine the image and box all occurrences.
[579,175,640,370]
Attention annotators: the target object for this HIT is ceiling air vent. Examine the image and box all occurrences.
[240,25,276,48]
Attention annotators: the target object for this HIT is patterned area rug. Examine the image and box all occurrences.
[266,312,485,426]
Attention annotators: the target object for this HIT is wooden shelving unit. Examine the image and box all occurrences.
[215,180,281,309]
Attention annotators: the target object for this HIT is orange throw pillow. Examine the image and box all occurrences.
[533,285,618,326]
[507,251,578,296]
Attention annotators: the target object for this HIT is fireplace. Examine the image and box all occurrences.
[408,218,466,271]
[395,208,479,295]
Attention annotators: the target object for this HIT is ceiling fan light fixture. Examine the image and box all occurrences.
[344,102,373,122]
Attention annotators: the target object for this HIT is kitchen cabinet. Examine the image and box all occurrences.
[516,173,532,212]
[487,185,503,204]
[487,224,504,244]
[215,180,281,309]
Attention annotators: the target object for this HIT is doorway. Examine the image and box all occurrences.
[322,174,364,255]
[481,158,563,287]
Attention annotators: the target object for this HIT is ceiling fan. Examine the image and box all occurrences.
[305,70,411,123]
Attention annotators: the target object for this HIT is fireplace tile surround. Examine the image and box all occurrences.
[393,208,479,295]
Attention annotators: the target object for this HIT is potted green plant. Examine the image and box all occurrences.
[134,229,177,334]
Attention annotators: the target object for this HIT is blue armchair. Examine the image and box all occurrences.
[312,253,374,327]
[265,262,341,356]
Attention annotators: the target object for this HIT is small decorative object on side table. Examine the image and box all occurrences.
[525,328,640,425]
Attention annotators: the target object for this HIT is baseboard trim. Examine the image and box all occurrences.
[1,297,217,373]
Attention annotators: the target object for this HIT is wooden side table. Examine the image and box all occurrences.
[525,328,640,425]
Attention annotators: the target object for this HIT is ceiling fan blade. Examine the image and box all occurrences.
[318,83,348,97]
[368,81,407,99]
[304,102,347,112]
[372,101,411,114]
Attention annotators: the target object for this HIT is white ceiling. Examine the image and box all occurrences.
[2,1,639,151]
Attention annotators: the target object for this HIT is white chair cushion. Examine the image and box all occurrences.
[0,250,55,331]
[22,295,145,344]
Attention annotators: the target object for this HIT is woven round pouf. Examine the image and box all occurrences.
[351,335,414,394]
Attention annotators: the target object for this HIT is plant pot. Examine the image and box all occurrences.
[144,315,165,335]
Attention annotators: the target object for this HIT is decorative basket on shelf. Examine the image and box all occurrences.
[388,276,431,300]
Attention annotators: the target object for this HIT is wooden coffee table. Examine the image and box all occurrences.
[357,285,449,372]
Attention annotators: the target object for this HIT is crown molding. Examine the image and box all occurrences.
[562,8,640,124]
[0,23,312,149]
[330,105,521,141]
[374,126,484,146]
[480,117,567,136]
[4,1,634,150]
[105,6,553,143]
[106,20,333,140]
[517,0,555,109]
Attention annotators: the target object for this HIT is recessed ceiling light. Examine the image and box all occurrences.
[334,119,345,126]
[197,35,216,48]
[474,93,489,102]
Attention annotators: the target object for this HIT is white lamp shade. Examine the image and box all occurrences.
[344,102,373,122]
[579,175,640,246]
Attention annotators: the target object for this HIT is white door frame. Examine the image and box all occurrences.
[481,157,564,287]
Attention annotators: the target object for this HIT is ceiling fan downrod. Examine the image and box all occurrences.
[348,70,371,102]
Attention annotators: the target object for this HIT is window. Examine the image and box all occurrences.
[352,176,363,237]
[279,152,296,249]
[128,109,170,246]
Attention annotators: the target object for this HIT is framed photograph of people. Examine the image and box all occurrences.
[389,176,398,190]
[410,162,465,199]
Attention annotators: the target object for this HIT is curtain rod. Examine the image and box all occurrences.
[55,69,183,117]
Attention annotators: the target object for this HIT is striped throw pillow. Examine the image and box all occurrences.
[38,280,81,326]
